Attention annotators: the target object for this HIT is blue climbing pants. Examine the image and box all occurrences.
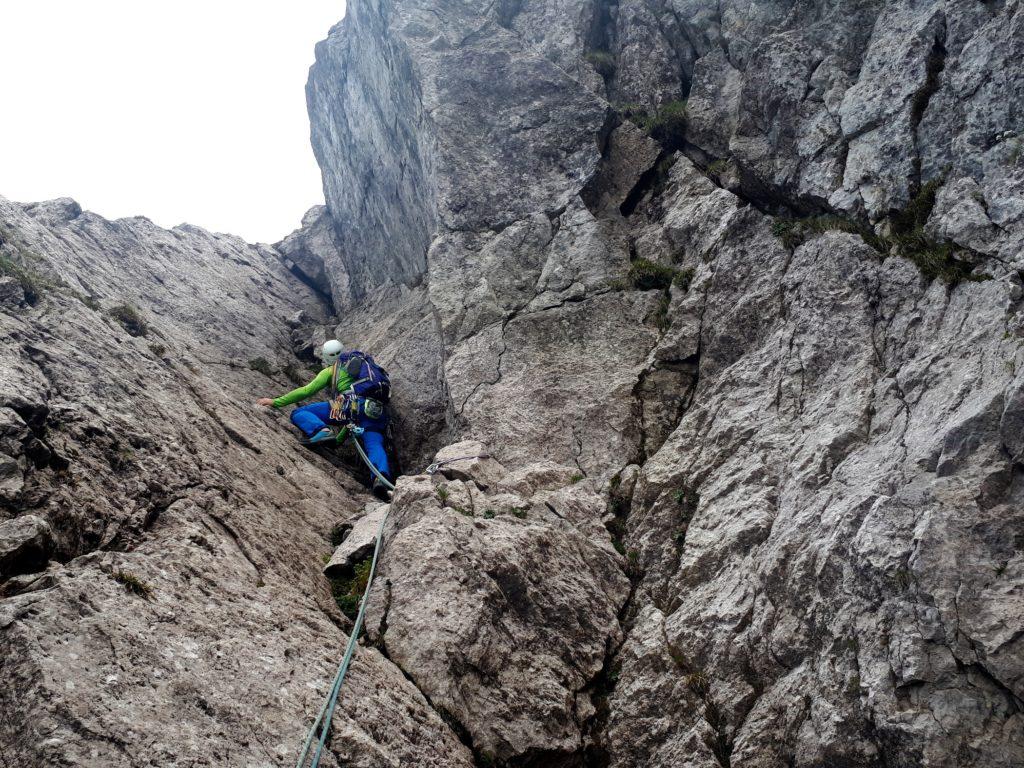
[290,400,391,480]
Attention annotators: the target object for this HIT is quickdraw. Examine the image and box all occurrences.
[425,453,492,476]
[329,394,384,424]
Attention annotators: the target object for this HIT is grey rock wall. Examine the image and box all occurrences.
[608,154,1024,768]
[2,0,1023,766]
[292,0,1024,765]
[0,197,470,766]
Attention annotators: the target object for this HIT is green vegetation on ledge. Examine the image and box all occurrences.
[628,258,693,291]
[112,570,153,599]
[0,225,52,304]
[107,303,149,337]
[584,50,616,79]
[329,557,372,620]
[770,180,989,285]
[618,101,687,148]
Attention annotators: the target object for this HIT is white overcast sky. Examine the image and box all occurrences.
[0,2,345,243]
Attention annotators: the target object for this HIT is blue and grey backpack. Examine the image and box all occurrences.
[332,351,391,403]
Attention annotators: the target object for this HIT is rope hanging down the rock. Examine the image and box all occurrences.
[295,433,393,768]
[296,442,487,764]
[347,427,396,490]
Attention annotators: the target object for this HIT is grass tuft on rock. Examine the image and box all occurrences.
[685,670,710,697]
[625,547,642,578]
[329,522,349,548]
[628,258,679,290]
[885,179,987,284]
[329,557,372,620]
[891,178,941,233]
[0,225,54,304]
[769,180,987,286]
[113,570,153,599]
[107,303,149,337]
[654,292,672,331]
[706,159,731,178]
[0,253,49,305]
[624,100,688,148]
[628,259,694,333]
[770,215,876,251]
[673,267,694,291]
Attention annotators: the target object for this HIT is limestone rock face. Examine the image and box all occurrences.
[300,0,676,476]
[606,156,1024,767]
[363,451,629,762]
[3,0,1024,766]
[286,0,1024,765]
[0,196,470,767]
[676,0,1024,229]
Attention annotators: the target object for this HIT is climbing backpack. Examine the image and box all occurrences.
[332,350,391,404]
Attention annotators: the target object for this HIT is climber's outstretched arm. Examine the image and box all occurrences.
[255,367,331,408]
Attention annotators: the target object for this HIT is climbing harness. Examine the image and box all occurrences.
[294,486,390,768]
[425,453,492,475]
[294,430,396,768]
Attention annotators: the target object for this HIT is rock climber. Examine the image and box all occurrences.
[257,339,394,500]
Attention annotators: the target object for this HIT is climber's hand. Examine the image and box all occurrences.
[256,398,274,407]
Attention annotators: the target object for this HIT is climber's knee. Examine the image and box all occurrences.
[290,402,331,437]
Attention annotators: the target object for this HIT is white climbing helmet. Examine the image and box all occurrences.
[321,339,344,365]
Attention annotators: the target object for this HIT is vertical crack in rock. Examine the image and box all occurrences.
[909,19,947,187]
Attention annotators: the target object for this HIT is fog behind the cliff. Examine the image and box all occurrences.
[0,0,345,243]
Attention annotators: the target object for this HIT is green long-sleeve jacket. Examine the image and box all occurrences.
[272,366,354,408]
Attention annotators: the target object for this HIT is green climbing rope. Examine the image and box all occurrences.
[297,440,495,764]
[349,429,396,490]
[295,433,392,768]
